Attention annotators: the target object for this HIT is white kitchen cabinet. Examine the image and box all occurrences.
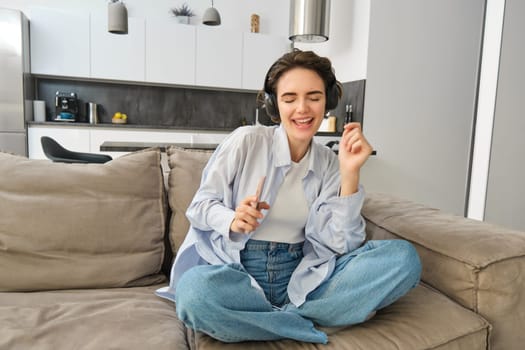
[242,33,290,90]
[195,27,242,89]
[28,125,229,161]
[28,125,90,160]
[90,16,145,82]
[29,8,90,77]
[28,9,288,91]
[146,20,196,85]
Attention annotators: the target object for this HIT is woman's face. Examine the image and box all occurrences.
[275,67,326,149]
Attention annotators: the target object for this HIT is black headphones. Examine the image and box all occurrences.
[262,66,340,121]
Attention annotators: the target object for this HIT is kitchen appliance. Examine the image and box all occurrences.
[87,102,98,124]
[54,91,79,121]
[33,100,46,122]
[0,8,32,156]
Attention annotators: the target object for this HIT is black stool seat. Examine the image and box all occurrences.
[41,136,112,164]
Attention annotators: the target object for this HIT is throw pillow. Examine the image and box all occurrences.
[166,146,213,256]
[0,149,167,291]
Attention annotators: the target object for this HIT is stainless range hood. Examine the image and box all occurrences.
[289,0,331,43]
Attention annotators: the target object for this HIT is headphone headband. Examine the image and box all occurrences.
[263,68,340,121]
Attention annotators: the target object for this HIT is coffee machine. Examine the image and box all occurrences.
[55,91,79,121]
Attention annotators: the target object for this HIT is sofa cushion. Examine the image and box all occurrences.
[188,284,490,349]
[0,149,167,292]
[0,284,187,350]
[362,192,525,350]
[166,146,213,255]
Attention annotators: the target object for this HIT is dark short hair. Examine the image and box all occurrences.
[257,49,342,123]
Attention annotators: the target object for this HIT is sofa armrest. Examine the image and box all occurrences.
[362,192,525,350]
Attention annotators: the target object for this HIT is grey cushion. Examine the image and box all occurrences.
[0,149,167,291]
[166,146,213,256]
[0,285,186,350]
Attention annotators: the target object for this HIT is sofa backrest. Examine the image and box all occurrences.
[0,149,168,292]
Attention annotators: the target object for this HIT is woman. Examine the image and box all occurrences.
[158,49,421,343]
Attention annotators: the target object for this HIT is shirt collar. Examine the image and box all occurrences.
[272,125,328,180]
[272,125,292,167]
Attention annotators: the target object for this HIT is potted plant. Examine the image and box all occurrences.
[171,3,195,24]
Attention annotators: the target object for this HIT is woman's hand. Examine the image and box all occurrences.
[338,122,373,196]
[230,195,270,234]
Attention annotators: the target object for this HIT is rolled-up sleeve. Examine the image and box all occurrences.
[185,132,244,238]
[304,156,367,256]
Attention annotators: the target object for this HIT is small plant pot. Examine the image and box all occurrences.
[176,16,190,24]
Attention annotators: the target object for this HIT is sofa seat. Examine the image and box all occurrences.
[187,284,489,349]
[0,284,187,350]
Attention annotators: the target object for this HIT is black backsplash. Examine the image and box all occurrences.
[35,78,364,131]
[332,79,366,131]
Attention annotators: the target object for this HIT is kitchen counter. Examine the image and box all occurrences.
[100,141,377,156]
[26,121,343,136]
[100,141,218,152]
[26,121,233,133]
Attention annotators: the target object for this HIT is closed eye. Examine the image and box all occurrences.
[307,91,323,101]
[280,91,323,103]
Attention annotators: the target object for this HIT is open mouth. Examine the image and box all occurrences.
[292,117,314,128]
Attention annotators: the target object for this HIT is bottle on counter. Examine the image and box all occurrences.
[87,102,98,124]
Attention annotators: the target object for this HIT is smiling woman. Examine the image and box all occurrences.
[159,49,420,344]
[275,67,326,161]
[257,50,343,161]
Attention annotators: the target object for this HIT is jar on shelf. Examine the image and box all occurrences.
[250,14,260,33]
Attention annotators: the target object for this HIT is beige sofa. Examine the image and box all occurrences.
[1,147,524,350]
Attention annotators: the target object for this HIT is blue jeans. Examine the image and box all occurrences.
[240,239,304,307]
[175,239,421,343]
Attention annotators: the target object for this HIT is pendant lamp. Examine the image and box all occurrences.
[203,0,221,26]
[108,0,128,34]
[289,0,330,42]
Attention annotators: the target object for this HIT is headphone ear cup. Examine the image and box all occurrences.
[325,83,340,111]
[264,92,279,119]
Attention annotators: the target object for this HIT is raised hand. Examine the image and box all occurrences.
[338,122,373,195]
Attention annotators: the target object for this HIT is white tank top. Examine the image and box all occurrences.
[251,149,310,243]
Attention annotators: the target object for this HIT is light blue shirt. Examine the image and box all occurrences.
[157,124,366,306]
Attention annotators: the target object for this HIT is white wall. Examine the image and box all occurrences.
[362,0,485,217]
[294,0,370,82]
[483,0,525,230]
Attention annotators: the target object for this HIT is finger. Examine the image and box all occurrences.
[341,126,361,146]
[234,219,255,234]
[342,131,358,152]
[240,202,265,219]
[346,132,362,150]
[257,201,270,210]
[343,122,362,132]
[248,205,265,219]
[231,208,261,233]
[242,213,260,228]
[242,221,258,233]
[240,195,258,207]
[347,129,371,150]
[234,209,261,230]
[350,140,362,154]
